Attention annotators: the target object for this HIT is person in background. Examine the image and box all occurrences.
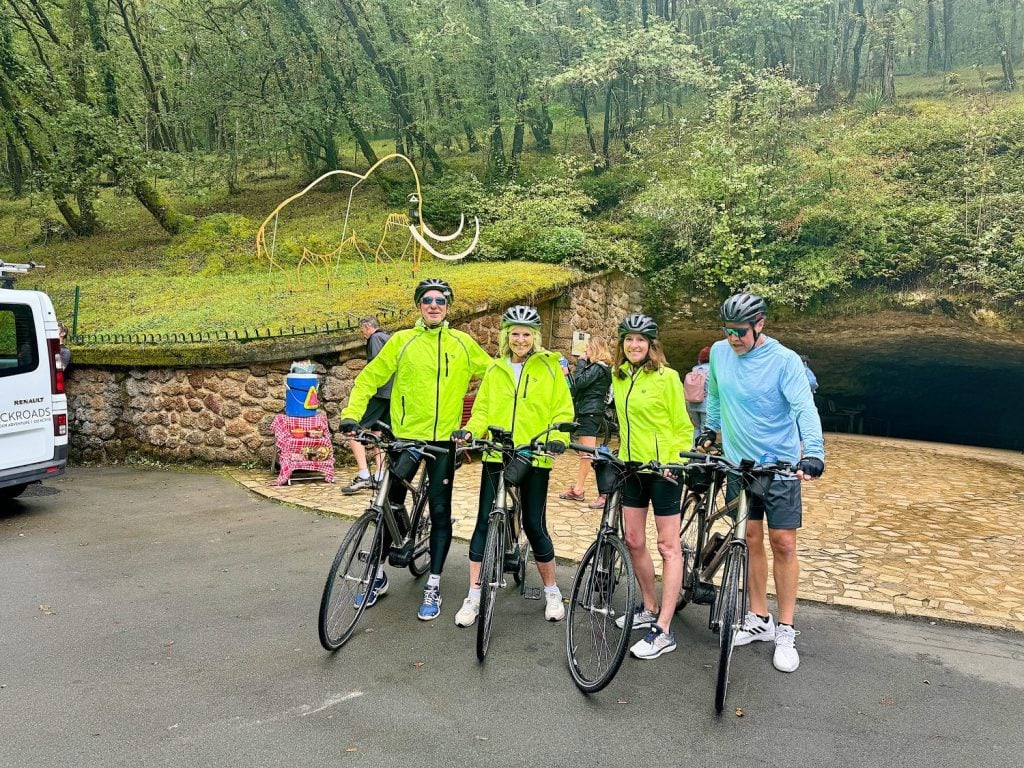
[684,345,710,443]
[698,293,825,673]
[58,322,71,369]
[800,354,818,394]
[339,278,491,621]
[559,335,612,508]
[341,316,393,494]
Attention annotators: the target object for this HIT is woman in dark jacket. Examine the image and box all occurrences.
[559,335,613,507]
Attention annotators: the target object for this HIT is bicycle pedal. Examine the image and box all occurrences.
[521,587,543,600]
[387,546,411,568]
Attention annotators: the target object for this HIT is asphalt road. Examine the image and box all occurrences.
[2,467,1022,768]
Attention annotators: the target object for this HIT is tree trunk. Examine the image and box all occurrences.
[601,85,613,168]
[275,0,378,168]
[336,0,442,172]
[132,178,192,235]
[5,132,25,196]
[942,0,954,71]
[576,87,598,158]
[847,0,867,102]
[986,0,1017,90]
[926,0,939,74]
[881,7,897,104]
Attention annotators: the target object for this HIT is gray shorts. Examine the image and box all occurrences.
[359,396,391,429]
[726,475,802,530]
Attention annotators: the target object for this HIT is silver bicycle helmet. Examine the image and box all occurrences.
[617,313,659,339]
[501,305,541,328]
[720,293,766,324]
[414,277,453,305]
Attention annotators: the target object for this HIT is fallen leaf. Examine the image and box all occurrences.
[735,708,744,717]
[364,628,375,634]
[475,736,489,741]
[617,698,629,705]
[39,604,55,615]
[345,747,357,753]
[923,680,930,685]
[412,661,424,668]
[163,640,175,648]
[880,696,894,706]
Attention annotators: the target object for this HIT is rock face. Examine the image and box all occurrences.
[660,307,1024,451]
[66,272,644,463]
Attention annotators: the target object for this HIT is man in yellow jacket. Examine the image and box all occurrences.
[340,278,491,620]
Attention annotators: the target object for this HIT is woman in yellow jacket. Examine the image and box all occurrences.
[452,306,574,627]
[611,313,692,660]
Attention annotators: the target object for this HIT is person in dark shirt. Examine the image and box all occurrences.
[341,316,393,494]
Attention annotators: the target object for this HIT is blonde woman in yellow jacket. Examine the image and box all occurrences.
[611,313,692,661]
[452,306,574,627]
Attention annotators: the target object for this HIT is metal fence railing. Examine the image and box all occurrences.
[68,309,402,346]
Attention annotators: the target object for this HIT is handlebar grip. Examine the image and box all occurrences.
[569,442,596,454]
[678,450,711,461]
[423,444,449,457]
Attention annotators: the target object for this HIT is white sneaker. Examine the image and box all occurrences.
[544,591,566,621]
[454,596,480,627]
[629,625,677,660]
[773,624,800,672]
[614,605,658,630]
[734,611,776,646]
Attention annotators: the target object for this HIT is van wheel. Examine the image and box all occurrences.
[0,484,28,500]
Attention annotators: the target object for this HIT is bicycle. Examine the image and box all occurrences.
[563,443,682,693]
[464,422,575,661]
[676,449,796,713]
[318,422,446,651]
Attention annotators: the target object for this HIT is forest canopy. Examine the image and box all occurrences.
[2,0,1023,316]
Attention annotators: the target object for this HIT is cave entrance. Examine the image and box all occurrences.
[659,313,1024,451]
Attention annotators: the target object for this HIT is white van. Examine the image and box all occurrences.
[0,284,68,500]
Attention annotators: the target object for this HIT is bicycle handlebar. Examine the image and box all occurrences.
[678,450,795,477]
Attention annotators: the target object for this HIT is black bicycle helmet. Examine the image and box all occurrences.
[720,292,767,324]
[414,277,453,305]
[617,313,659,339]
[501,305,541,328]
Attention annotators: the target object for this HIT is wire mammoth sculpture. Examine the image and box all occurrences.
[255,153,480,290]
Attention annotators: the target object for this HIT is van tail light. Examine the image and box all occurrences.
[47,338,65,394]
[54,413,67,437]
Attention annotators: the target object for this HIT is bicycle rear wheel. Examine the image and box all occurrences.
[714,546,743,713]
[476,513,505,661]
[318,510,382,651]
[566,535,636,694]
[408,488,432,578]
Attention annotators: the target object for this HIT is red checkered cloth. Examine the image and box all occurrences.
[271,413,335,485]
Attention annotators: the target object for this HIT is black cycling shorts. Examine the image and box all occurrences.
[621,472,682,517]
[573,413,603,438]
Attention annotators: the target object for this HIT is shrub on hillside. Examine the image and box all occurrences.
[166,214,258,276]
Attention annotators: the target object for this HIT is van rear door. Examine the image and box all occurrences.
[0,292,60,471]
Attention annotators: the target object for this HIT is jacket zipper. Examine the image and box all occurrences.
[432,332,442,440]
[445,352,449,377]
[401,395,406,425]
[624,370,638,460]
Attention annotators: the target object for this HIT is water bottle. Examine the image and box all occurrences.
[558,355,570,375]
[759,452,778,466]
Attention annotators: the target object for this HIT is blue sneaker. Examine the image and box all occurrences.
[417,585,442,621]
[354,572,389,609]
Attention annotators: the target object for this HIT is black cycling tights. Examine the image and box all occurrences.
[383,440,456,575]
[469,461,554,563]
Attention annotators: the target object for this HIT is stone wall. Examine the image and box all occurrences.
[68,271,643,464]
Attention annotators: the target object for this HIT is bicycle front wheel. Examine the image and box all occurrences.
[566,535,636,694]
[714,546,743,713]
[318,510,383,651]
[476,514,505,661]
[408,490,432,578]
[677,492,704,611]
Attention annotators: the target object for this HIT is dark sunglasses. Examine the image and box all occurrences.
[420,296,448,306]
[722,325,752,338]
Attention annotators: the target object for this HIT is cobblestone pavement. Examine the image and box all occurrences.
[230,433,1024,632]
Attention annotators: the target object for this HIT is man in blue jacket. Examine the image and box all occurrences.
[698,293,825,673]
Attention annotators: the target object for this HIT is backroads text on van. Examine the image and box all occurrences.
[2,396,53,429]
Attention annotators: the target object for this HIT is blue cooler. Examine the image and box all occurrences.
[285,373,320,417]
